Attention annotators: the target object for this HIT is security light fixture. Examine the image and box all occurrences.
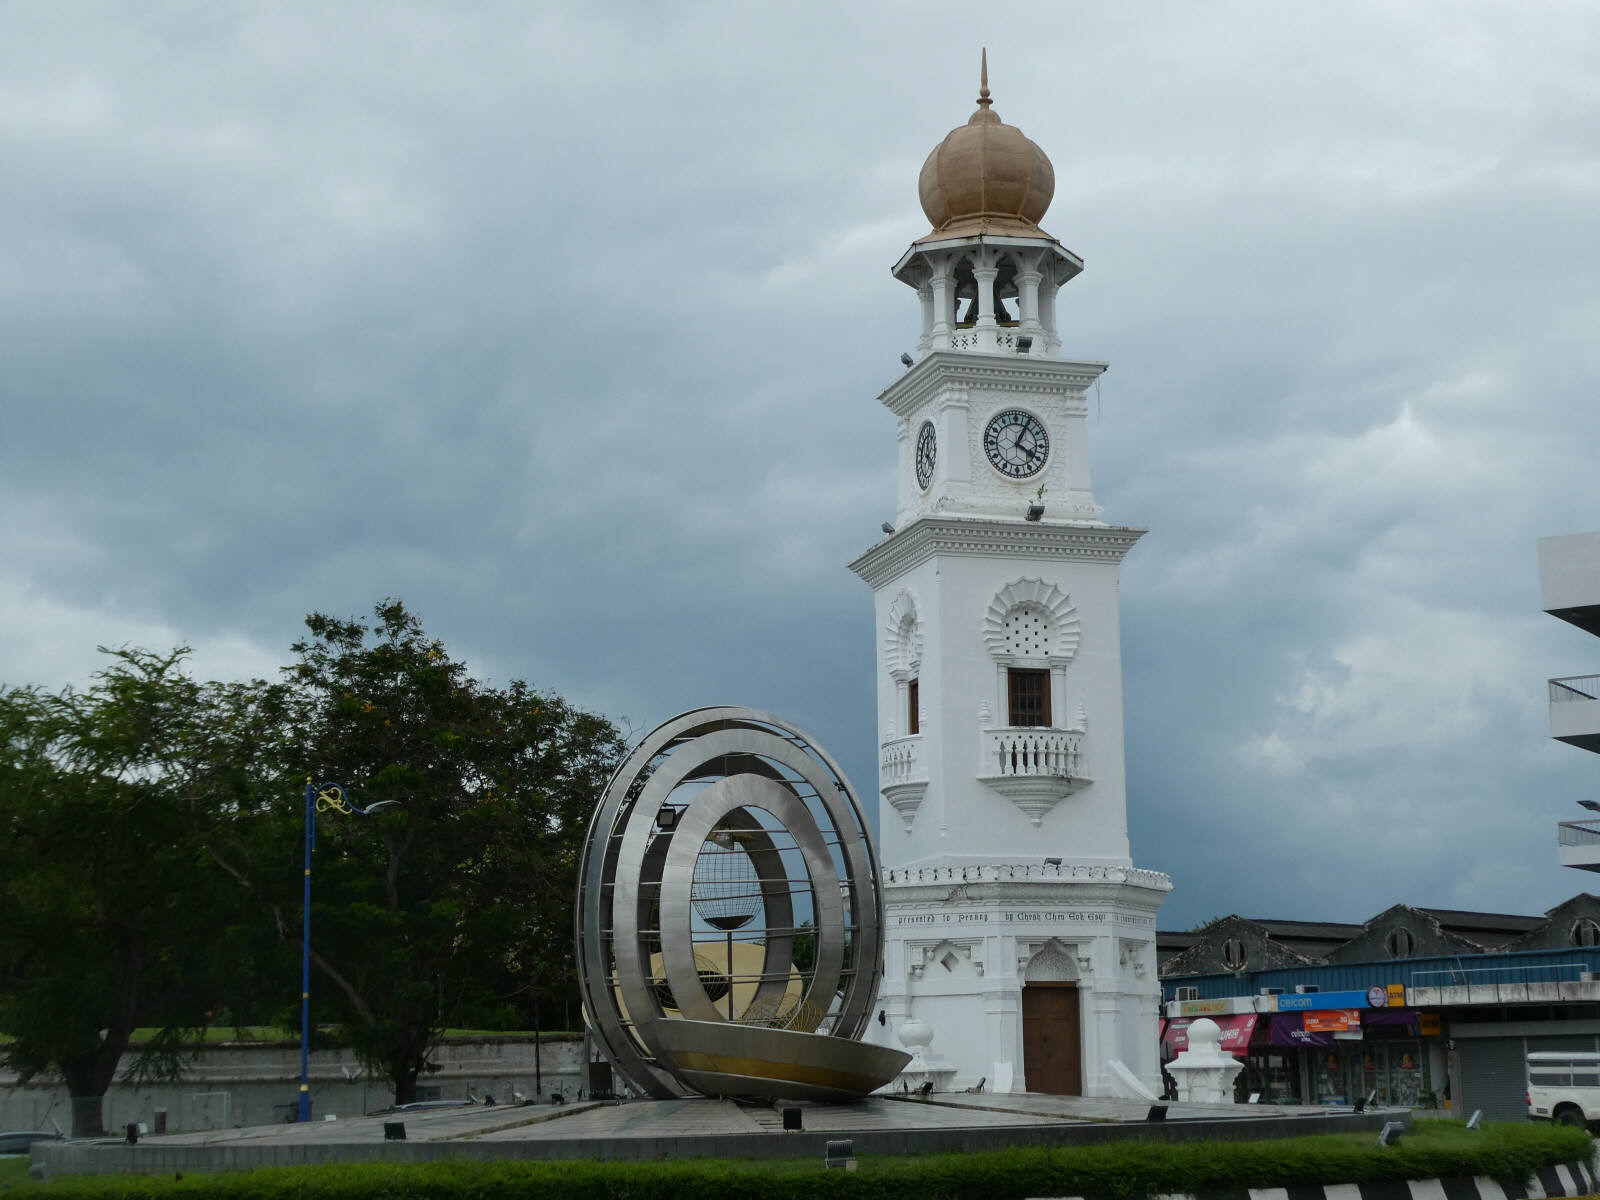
[783,1107,802,1131]
[825,1139,856,1170]
[655,807,679,831]
[1580,800,1600,813]
[1026,504,1045,521]
[1044,857,1062,866]
[1145,1104,1168,1122]
[882,522,895,534]
[1467,1109,1483,1129]
[1377,1121,1404,1147]
[900,352,915,368]
[1016,336,1033,353]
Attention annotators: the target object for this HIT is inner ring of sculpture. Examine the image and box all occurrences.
[574,706,910,1101]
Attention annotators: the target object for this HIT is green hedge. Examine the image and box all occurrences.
[25,1120,1594,1200]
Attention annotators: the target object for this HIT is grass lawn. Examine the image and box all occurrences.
[0,1158,32,1194]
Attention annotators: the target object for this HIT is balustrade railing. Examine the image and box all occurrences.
[1551,675,1600,703]
[947,327,1019,352]
[985,727,1084,780]
[1559,819,1600,847]
[880,735,926,786]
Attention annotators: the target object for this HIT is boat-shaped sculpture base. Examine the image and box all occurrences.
[653,1020,912,1102]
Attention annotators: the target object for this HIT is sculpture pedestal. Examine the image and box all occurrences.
[1165,1017,1244,1104]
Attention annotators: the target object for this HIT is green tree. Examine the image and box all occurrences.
[255,600,624,1104]
[0,649,282,1135]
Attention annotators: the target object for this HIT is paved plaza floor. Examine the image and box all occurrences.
[35,1090,1399,1174]
[147,1090,1347,1147]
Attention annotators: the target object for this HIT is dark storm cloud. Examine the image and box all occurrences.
[5,2,1600,926]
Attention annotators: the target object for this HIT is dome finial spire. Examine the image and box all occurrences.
[978,47,991,109]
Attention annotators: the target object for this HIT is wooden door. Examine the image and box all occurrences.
[1022,983,1082,1095]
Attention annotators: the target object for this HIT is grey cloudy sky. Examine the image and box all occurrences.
[6,2,1600,928]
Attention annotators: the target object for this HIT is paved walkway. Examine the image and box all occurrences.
[148,1090,1337,1147]
[38,1091,1393,1175]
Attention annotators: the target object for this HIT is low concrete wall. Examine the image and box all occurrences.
[32,1110,1408,1175]
[1,1035,583,1133]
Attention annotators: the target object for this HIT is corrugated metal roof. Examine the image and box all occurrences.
[1162,945,1600,1000]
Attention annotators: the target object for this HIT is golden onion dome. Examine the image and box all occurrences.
[917,51,1055,238]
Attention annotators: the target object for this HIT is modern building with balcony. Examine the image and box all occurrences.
[1541,532,1600,870]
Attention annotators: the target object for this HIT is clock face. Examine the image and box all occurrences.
[915,421,936,490]
[983,409,1049,478]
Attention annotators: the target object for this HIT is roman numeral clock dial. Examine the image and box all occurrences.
[915,420,937,490]
[983,409,1049,479]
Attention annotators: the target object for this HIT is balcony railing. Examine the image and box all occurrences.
[1551,675,1600,702]
[880,734,926,785]
[986,727,1084,780]
[1411,962,1595,988]
[1560,819,1600,847]
[947,328,1019,352]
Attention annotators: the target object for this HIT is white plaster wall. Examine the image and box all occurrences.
[871,872,1169,1096]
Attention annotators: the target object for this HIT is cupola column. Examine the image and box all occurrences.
[929,257,955,350]
[917,282,934,353]
[973,249,1000,352]
[1040,279,1061,355]
[1016,251,1044,350]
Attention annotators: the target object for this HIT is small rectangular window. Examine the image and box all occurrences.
[907,678,920,735]
[1574,1071,1600,1087]
[1007,668,1051,727]
[1531,1070,1570,1086]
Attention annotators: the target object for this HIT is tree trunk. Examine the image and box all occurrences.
[59,1039,127,1138]
[392,1062,420,1105]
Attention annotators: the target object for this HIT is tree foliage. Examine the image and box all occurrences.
[0,649,282,1134]
[214,600,625,1103]
[0,600,625,1119]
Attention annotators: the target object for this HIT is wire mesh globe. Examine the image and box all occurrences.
[690,835,763,932]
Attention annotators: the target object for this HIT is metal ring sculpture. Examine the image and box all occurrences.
[575,707,908,1101]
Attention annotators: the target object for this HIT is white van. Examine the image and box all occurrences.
[1527,1051,1600,1128]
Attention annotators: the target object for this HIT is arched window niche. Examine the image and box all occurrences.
[884,589,923,738]
[982,578,1080,731]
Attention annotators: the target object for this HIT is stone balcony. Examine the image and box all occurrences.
[979,727,1089,827]
[880,734,928,833]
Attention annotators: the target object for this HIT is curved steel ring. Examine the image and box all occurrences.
[574,707,889,1100]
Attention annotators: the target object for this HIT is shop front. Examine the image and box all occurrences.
[1160,991,1440,1106]
[1270,1008,1431,1106]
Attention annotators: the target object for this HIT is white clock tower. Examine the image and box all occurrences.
[849,58,1171,1097]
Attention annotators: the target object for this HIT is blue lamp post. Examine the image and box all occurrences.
[300,779,398,1123]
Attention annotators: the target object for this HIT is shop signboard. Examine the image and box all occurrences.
[1304,1008,1361,1034]
[1418,1012,1442,1036]
[1277,989,1378,1011]
[1164,1014,1258,1055]
[1178,999,1231,1017]
[1387,983,1406,1007]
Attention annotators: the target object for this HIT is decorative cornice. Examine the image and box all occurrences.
[983,577,1081,662]
[883,862,1173,894]
[849,517,1145,591]
[877,352,1109,419]
[884,588,923,675]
